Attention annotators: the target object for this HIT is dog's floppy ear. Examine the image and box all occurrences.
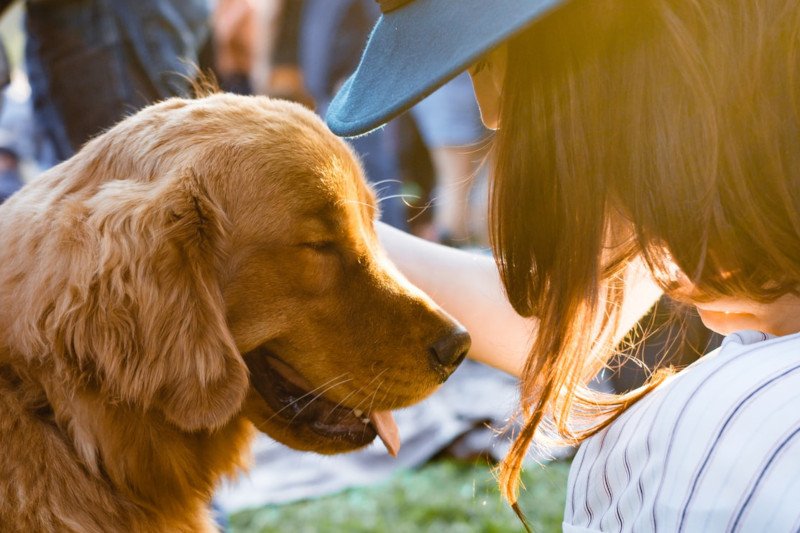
[54,170,247,432]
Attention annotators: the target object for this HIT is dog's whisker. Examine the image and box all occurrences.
[342,191,420,211]
[341,198,376,210]
[347,368,389,413]
[272,374,351,420]
[376,193,422,209]
[376,378,394,411]
[405,198,436,222]
[368,367,389,383]
[359,378,386,439]
[368,178,404,187]
[321,387,363,425]
[348,368,389,413]
[285,376,355,425]
[365,379,384,418]
[320,368,389,424]
[278,372,349,407]
[265,374,352,423]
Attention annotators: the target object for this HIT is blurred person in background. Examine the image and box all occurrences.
[410,72,490,248]
[0,30,20,202]
[265,0,306,103]
[298,0,492,237]
[212,0,257,95]
[0,131,21,202]
[297,0,407,229]
[16,0,211,164]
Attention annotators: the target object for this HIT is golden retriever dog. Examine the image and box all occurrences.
[0,94,469,532]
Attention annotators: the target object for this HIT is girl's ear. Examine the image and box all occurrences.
[53,170,248,432]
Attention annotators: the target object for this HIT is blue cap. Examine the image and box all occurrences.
[326,0,565,137]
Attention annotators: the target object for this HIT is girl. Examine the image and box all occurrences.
[327,0,800,530]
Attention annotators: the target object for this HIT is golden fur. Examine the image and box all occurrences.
[0,94,466,531]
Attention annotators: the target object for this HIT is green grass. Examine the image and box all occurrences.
[229,459,570,533]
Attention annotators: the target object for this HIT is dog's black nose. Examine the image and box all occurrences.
[429,326,471,370]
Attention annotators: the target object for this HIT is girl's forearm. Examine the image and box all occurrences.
[378,223,534,376]
[377,223,664,377]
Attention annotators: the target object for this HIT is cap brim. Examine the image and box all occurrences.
[326,0,565,137]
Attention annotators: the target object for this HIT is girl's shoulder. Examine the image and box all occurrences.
[565,330,800,532]
[645,329,800,412]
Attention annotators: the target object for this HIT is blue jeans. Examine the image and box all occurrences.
[25,0,210,164]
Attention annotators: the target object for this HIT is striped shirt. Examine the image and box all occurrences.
[563,330,800,533]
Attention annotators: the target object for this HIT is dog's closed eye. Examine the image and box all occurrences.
[301,241,338,253]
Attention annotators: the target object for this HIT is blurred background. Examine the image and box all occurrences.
[0,0,496,249]
[2,2,715,531]
[0,1,573,531]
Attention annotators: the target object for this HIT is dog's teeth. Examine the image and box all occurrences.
[353,409,364,417]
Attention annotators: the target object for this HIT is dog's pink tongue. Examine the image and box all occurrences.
[369,411,400,457]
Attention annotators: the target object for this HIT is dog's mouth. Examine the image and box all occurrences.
[243,346,400,456]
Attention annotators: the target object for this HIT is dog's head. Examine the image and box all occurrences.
[3,95,468,454]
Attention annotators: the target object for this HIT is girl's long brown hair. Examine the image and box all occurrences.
[491,0,800,519]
